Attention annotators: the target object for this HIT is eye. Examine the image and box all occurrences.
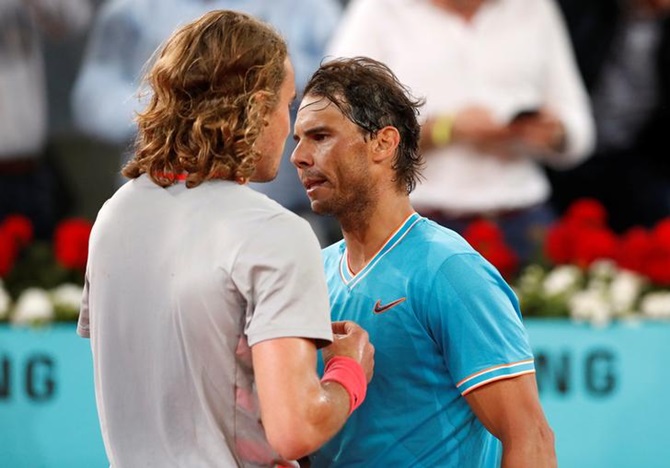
[312,133,328,142]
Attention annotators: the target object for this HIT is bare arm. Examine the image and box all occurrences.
[252,322,373,461]
[420,106,515,156]
[465,373,557,468]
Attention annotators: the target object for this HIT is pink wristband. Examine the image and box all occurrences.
[321,356,368,415]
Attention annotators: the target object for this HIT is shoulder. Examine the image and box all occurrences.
[94,177,143,218]
[200,185,324,267]
[408,217,478,262]
[239,189,323,255]
[223,185,316,237]
[407,218,510,290]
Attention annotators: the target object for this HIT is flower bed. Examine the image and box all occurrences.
[2,198,669,326]
[0,215,92,325]
[463,199,670,325]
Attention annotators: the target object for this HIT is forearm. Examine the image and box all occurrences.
[281,379,352,458]
[252,339,362,461]
[500,425,556,468]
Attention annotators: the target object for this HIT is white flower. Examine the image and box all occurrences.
[542,265,582,297]
[50,283,84,321]
[50,283,84,310]
[609,270,646,316]
[517,264,545,294]
[0,281,10,320]
[589,259,617,281]
[639,292,670,319]
[11,288,54,325]
[568,289,612,327]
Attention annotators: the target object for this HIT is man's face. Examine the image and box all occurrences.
[252,59,296,182]
[291,95,377,217]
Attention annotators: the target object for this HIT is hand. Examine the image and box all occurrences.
[322,321,375,383]
[423,106,523,160]
[451,105,513,148]
[507,108,566,155]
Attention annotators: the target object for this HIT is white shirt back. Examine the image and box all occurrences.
[78,175,333,467]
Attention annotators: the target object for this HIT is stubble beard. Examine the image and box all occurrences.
[313,174,378,234]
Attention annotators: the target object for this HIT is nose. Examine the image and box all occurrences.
[290,141,313,169]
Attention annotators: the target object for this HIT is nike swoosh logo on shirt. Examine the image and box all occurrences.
[373,298,406,314]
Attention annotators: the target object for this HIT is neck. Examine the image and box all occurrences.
[340,194,415,275]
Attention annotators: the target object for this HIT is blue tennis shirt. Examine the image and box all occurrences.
[312,213,535,467]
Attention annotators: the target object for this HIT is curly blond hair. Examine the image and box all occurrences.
[123,10,288,188]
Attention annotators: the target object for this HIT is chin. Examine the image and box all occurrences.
[309,199,335,216]
[250,169,279,183]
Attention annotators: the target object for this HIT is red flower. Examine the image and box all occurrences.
[541,201,670,286]
[572,227,618,268]
[564,198,608,228]
[1,214,33,249]
[652,218,670,250]
[641,219,670,286]
[645,250,670,286]
[54,218,93,270]
[616,227,652,274]
[0,228,17,277]
[544,199,618,268]
[464,220,519,279]
[463,219,504,244]
[482,243,519,280]
[544,221,576,265]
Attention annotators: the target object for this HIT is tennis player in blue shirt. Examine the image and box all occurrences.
[292,57,557,467]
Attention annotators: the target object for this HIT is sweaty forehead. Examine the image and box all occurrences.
[298,94,336,114]
[296,95,349,126]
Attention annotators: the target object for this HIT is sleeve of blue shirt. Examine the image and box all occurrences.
[423,252,536,396]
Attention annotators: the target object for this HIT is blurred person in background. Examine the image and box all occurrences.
[71,0,342,244]
[549,0,670,233]
[328,0,594,264]
[0,0,91,239]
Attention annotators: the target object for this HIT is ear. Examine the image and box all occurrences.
[370,126,400,163]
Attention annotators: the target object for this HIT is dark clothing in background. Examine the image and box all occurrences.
[549,0,670,232]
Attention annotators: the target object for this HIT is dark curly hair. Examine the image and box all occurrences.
[123,10,288,188]
[303,56,425,193]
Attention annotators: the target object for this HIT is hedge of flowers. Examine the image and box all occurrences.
[0,214,92,326]
[465,198,670,325]
[2,198,669,327]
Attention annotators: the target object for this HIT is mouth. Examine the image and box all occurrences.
[302,175,329,195]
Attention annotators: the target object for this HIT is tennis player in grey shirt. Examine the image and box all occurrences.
[77,10,374,467]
